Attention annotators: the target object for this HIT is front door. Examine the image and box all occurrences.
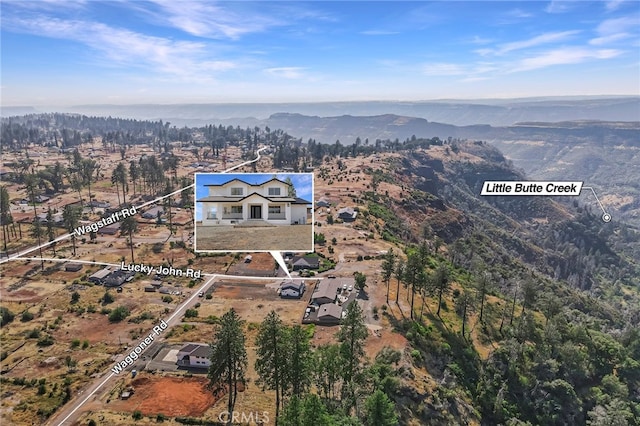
[250,205,262,219]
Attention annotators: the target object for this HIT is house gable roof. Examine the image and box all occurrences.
[204,177,290,188]
[318,303,342,319]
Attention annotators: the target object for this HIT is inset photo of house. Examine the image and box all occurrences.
[194,173,314,252]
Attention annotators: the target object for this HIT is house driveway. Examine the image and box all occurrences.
[195,224,313,252]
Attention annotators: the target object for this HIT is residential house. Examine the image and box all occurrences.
[315,197,331,208]
[280,281,306,299]
[311,280,341,305]
[104,270,135,287]
[87,200,111,209]
[99,223,120,235]
[88,267,111,284]
[337,207,358,222]
[176,343,212,368]
[141,206,164,220]
[64,263,83,272]
[317,303,342,324]
[290,255,320,271]
[197,177,311,226]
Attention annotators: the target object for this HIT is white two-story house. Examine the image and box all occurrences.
[198,177,311,226]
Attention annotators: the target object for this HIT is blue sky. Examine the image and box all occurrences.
[1,1,638,105]
[194,173,313,220]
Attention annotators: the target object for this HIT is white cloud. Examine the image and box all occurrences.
[605,0,625,11]
[498,31,581,54]
[7,16,237,82]
[510,47,622,72]
[146,0,281,40]
[589,15,639,45]
[544,1,575,14]
[264,67,307,79]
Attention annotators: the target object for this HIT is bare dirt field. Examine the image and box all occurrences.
[109,375,218,417]
[195,224,313,252]
[226,252,277,276]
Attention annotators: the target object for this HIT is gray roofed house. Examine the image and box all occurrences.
[177,343,212,368]
[317,303,342,324]
[315,197,331,208]
[141,206,164,219]
[88,267,111,284]
[290,255,320,271]
[280,280,306,299]
[337,207,358,222]
[311,280,340,305]
[64,263,83,272]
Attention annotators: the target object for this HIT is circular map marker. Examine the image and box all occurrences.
[602,213,612,223]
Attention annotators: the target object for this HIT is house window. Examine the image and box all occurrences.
[268,187,281,196]
[269,206,281,214]
[231,187,243,196]
[223,206,243,214]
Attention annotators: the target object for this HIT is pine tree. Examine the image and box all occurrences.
[255,311,288,424]
[363,389,398,426]
[337,301,368,411]
[208,308,247,425]
[381,248,396,303]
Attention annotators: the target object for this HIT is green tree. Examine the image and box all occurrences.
[520,279,537,317]
[120,216,138,263]
[0,186,14,251]
[80,158,98,209]
[354,271,367,291]
[129,160,139,195]
[314,343,342,400]
[70,291,80,304]
[255,311,288,423]
[25,173,44,271]
[455,289,474,340]
[285,176,297,198]
[63,204,81,256]
[286,324,312,400]
[394,258,404,305]
[475,271,492,324]
[433,263,451,317]
[381,248,396,303]
[363,389,398,426]
[209,308,247,425]
[337,301,368,411]
[45,207,56,256]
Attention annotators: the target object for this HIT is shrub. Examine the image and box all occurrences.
[82,340,90,349]
[161,295,173,303]
[0,307,15,326]
[37,335,55,346]
[71,291,81,304]
[70,339,81,348]
[102,291,114,305]
[132,410,143,421]
[108,306,130,322]
[20,311,34,322]
[26,328,41,339]
[205,293,212,300]
[184,309,198,318]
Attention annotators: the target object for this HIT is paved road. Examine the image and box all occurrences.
[46,274,218,426]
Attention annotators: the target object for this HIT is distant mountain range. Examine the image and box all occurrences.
[2,96,638,127]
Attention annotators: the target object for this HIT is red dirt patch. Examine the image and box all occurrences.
[112,375,217,417]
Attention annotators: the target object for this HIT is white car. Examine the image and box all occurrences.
[348,285,353,291]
